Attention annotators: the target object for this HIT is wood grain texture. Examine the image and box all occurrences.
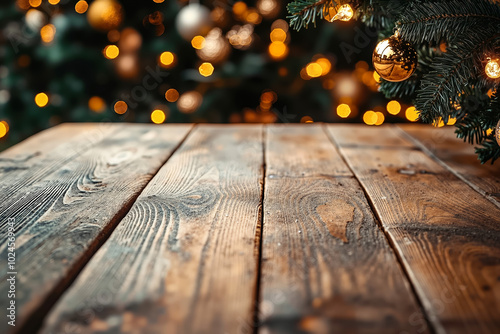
[0,123,122,195]
[259,125,426,334]
[327,124,500,334]
[0,124,192,334]
[42,125,264,334]
[399,124,500,207]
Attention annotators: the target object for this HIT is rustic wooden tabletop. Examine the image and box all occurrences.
[0,123,499,334]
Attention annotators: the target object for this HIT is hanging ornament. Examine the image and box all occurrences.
[175,4,213,41]
[324,3,354,22]
[485,58,500,79]
[496,120,500,146]
[87,0,124,32]
[372,32,418,82]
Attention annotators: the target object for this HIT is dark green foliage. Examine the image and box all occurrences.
[287,0,500,163]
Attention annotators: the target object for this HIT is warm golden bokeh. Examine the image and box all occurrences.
[88,96,106,113]
[35,93,49,107]
[151,109,166,124]
[199,62,214,77]
[363,110,377,125]
[0,121,9,139]
[191,36,205,50]
[40,24,56,43]
[103,45,119,59]
[159,51,175,68]
[405,106,419,122]
[113,101,128,114]
[337,104,351,118]
[165,89,180,103]
[386,100,401,115]
[75,0,89,14]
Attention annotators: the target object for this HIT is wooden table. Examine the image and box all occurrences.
[1,124,499,334]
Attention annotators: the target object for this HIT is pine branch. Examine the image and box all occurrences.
[287,0,333,31]
[415,29,500,124]
[398,0,500,44]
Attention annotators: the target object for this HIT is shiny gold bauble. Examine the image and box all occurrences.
[496,119,500,146]
[372,35,418,82]
[87,0,124,32]
[485,58,500,79]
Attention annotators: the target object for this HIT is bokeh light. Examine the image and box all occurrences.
[88,96,106,113]
[103,45,119,59]
[35,93,49,107]
[165,89,180,102]
[270,28,286,42]
[114,101,127,114]
[177,91,203,113]
[191,35,205,49]
[199,62,214,77]
[75,0,88,14]
[268,41,288,60]
[386,100,401,115]
[159,51,175,68]
[306,63,322,78]
[40,24,56,43]
[0,121,9,139]
[363,110,378,125]
[337,104,351,118]
[151,109,166,124]
[405,106,419,122]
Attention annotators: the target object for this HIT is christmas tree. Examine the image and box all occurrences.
[287,0,500,163]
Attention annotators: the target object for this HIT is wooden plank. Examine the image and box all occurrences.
[42,125,264,334]
[0,124,193,334]
[0,123,122,194]
[259,125,427,334]
[327,124,500,334]
[399,124,500,207]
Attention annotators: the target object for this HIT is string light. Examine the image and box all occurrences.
[405,106,419,122]
[48,0,60,4]
[29,0,41,8]
[375,112,385,125]
[306,63,322,78]
[485,58,500,79]
[199,62,214,77]
[268,42,288,60]
[113,101,127,114]
[270,28,286,42]
[165,89,179,102]
[0,121,9,139]
[337,104,351,118]
[88,96,106,113]
[40,24,56,43]
[103,45,119,59]
[191,36,205,49]
[151,109,166,124]
[177,91,203,113]
[363,111,377,125]
[75,0,88,14]
[35,92,49,107]
[386,100,401,115]
[159,51,175,68]
[315,58,332,76]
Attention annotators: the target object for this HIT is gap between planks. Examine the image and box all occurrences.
[322,124,436,334]
[8,124,195,334]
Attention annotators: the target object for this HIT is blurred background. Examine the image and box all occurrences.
[0,0,425,150]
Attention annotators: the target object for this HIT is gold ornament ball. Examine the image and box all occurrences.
[496,119,500,146]
[87,0,124,32]
[485,58,500,79]
[373,35,418,82]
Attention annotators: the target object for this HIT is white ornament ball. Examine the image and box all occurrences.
[175,4,213,41]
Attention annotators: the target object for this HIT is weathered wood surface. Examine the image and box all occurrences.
[0,124,192,334]
[42,125,265,334]
[327,125,500,334]
[1,123,499,334]
[260,125,426,334]
[399,124,500,207]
